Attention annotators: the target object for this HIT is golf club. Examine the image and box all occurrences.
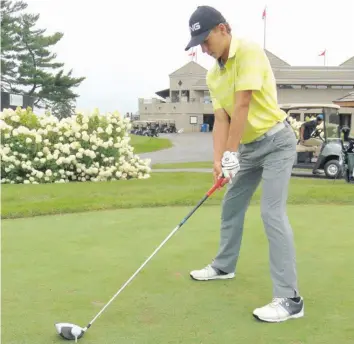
[55,176,228,342]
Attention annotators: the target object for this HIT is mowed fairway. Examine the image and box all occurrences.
[2,204,354,344]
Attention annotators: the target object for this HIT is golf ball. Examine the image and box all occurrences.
[71,326,82,337]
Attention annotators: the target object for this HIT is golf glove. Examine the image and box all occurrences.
[221,151,240,183]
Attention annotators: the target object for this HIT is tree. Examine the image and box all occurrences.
[1,0,27,92]
[50,98,76,120]
[1,0,85,117]
[16,12,85,112]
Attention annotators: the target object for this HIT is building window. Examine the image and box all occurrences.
[303,85,328,89]
[330,85,354,89]
[331,85,353,89]
[181,90,190,102]
[171,91,180,103]
[278,85,302,89]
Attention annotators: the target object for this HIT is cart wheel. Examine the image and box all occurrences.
[324,159,341,179]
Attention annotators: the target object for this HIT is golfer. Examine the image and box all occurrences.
[185,6,304,323]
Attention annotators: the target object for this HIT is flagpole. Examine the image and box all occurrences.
[262,6,267,49]
[264,16,266,49]
[318,49,326,66]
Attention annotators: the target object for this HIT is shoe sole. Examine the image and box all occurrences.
[189,273,235,281]
[253,308,304,323]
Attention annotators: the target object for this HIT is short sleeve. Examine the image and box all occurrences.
[234,42,266,92]
[206,71,222,111]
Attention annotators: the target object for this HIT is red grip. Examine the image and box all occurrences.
[206,177,228,196]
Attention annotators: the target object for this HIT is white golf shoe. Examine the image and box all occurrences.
[253,297,304,323]
[190,264,235,281]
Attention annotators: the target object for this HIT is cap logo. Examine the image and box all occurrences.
[190,22,201,32]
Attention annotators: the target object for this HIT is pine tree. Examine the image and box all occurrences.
[1,1,85,116]
[1,0,27,92]
[16,13,85,110]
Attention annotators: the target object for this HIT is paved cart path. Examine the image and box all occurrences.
[137,132,213,164]
[136,133,329,180]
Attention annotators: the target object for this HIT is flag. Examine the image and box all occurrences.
[188,49,197,62]
[262,7,267,19]
[319,49,326,66]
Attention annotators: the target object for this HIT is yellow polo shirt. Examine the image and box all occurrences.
[206,37,287,144]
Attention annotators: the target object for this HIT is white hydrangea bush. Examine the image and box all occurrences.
[0,107,151,184]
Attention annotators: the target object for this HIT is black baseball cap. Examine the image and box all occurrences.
[185,6,226,51]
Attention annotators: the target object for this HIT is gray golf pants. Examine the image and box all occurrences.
[211,122,299,298]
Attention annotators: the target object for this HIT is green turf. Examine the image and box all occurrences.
[2,205,354,344]
[130,134,172,154]
[152,161,213,169]
[2,173,353,219]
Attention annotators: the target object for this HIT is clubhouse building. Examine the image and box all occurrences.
[138,50,354,133]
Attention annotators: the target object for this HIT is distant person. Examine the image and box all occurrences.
[184,5,303,323]
[299,114,323,145]
[341,125,350,142]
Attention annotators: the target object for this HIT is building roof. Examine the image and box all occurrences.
[191,67,354,89]
[340,56,354,67]
[151,50,354,96]
[265,49,291,66]
[273,67,354,85]
[279,103,340,111]
[155,88,169,99]
[334,92,354,102]
[265,50,354,84]
[169,61,207,77]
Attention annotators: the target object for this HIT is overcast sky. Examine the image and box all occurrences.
[24,0,354,115]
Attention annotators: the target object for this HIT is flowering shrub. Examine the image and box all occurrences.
[0,107,151,184]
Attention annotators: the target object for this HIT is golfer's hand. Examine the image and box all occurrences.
[213,162,224,189]
[221,151,240,183]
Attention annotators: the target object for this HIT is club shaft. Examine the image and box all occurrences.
[84,193,209,330]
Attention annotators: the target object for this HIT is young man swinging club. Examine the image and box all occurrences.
[185,6,304,323]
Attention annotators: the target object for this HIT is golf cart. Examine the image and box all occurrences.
[130,120,159,137]
[281,103,345,179]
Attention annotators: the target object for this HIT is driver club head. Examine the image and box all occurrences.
[55,323,85,342]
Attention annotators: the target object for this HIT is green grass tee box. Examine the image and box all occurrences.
[2,205,354,344]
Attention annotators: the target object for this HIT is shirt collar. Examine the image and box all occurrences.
[217,36,238,69]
